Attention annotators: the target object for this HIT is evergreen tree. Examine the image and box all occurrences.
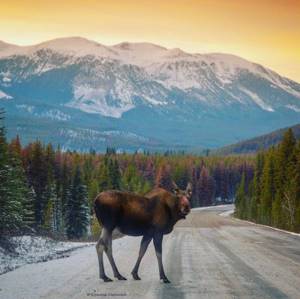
[250,152,265,221]
[0,109,7,167]
[275,129,296,229]
[110,159,121,189]
[0,112,32,233]
[198,166,216,206]
[28,141,48,225]
[155,164,173,191]
[122,164,146,193]
[22,187,35,227]
[191,166,201,207]
[65,166,90,239]
[42,179,57,232]
[235,173,247,219]
[260,150,275,225]
[61,158,71,216]
[294,141,300,231]
[172,164,189,190]
[98,156,113,191]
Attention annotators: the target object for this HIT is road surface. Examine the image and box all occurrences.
[1,205,300,299]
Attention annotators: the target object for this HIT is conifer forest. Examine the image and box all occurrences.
[1,108,300,239]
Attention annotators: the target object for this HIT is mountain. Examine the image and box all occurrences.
[1,37,300,152]
[216,123,300,155]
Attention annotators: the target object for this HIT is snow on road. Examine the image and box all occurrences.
[1,205,300,299]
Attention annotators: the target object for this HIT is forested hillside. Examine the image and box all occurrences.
[0,109,254,239]
[235,129,300,232]
[217,123,300,155]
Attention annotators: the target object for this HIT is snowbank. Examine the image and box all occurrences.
[0,235,93,275]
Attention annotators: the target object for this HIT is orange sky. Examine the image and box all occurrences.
[0,0,300,82]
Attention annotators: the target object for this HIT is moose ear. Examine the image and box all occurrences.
[186,182,192,198]
[172,181,180,195]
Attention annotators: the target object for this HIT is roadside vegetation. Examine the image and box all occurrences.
[235,129,300,233]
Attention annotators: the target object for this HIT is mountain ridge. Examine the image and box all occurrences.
[1,37,300,151]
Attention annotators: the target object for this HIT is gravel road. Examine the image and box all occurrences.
[1,205,300,299]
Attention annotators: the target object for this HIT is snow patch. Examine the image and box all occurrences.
[59,128,106,142]
[2,76,11,83]
[286,104,300,112]
[0,89,12,100]
[40,109,71,121]
[239,87,274,112]
[16,104,35,113]
[102,130,150,142]
[16,106,70,120]
[0,235,91,275]
[67,84,135,118]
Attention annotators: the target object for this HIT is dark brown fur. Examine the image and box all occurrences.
[94,183,192,283]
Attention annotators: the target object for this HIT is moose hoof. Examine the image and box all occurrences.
[161,277,171,284]
[116,274,127,281]
[101,276,113,282]
[131,272,141,280]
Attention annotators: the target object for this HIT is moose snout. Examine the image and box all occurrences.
[181,205,190,217]
[184,206,191,214]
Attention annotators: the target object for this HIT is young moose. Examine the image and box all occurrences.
[94,182,192,283]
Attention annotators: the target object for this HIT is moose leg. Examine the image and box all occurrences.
[153,233,170,283]
[131,234,152,280]
[96,227,112,282]
[105,231,127,280]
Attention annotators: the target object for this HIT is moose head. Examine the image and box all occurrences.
[172,181,192,219]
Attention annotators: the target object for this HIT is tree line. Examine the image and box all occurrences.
[235,129,300,232]
[0,109,254,239]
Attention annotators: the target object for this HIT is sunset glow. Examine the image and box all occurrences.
[1,0,299,81]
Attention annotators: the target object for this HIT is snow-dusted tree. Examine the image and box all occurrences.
[42,180,56,232]
[0,111,33,234]
[22,187,36,227]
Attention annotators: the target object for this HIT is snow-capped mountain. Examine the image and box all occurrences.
[1,37,300,151]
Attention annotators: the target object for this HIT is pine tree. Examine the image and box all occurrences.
[294,141,300,232]
[172,164,189,190]
[155,164,173,191]
[61,158,71,216]
[65,166,90,239]
[260,150,275,225]
[0,109,7,167]
[42,179,57,232]
[235,173,247,219]
[110,159,121,189]
[98,156,113,191]
[275,129,296,229]
[28,141,48,226]
[191,166,201,207]
[281,139,298,231]
[250,152,265,221]
[0,112,31,233]
[121,163,149,193]
[22,187,35,227]
[198,166,216,206]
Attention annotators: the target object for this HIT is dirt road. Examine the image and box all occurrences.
[1,205,300,299]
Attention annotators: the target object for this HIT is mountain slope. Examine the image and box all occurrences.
[216,123,300,155]
[1,37,300,151]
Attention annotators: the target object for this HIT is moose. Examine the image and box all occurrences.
[94,182,192,283]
